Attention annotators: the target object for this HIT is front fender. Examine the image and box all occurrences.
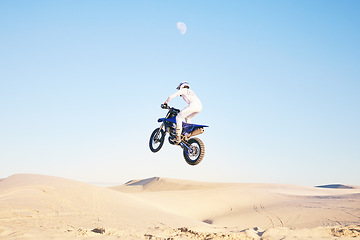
[158,118,166,123]
[158,117,176,123]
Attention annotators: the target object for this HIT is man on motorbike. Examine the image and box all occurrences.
[164,81,203,144]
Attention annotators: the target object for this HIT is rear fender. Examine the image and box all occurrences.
[182,123,208,135]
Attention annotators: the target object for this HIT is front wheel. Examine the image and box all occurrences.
[183,138,205,165]
[149,128,165,153]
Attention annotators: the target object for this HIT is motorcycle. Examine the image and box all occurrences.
[149,104,208,165]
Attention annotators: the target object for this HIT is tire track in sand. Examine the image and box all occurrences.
[253,204,284,227]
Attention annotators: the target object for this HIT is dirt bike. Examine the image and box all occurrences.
[149,104,208,165]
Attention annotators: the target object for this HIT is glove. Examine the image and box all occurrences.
[161,103,168,109]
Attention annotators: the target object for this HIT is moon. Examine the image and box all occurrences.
[176,22,187,35]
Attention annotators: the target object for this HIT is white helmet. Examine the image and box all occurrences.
[176,81,190,90]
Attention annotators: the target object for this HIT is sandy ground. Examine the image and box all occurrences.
[0,174,359,239]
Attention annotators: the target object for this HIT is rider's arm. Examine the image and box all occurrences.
[164,89,185,104]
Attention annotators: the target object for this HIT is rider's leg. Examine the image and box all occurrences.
[183,102,202,124]
[185,111,200,124]
[175,115,185,143]
[175,107,193,143]
[175,106,201,143]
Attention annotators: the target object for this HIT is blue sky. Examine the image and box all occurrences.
[1,0,359,186]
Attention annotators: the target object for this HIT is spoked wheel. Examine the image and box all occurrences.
[149,128,165,152]
[183,137,205,165]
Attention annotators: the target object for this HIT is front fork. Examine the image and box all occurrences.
[154,111,172,140]
[153,122,165,141]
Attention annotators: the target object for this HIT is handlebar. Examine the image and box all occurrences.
[161,104,180,113]
[161,103,169,109]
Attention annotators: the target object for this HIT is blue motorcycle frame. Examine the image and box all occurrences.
[149,104,208,165]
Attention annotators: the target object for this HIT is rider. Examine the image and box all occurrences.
[164,81,203,144]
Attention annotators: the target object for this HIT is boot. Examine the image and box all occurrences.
[175,128,182,144]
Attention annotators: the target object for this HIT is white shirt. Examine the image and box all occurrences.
[166,88,202,107]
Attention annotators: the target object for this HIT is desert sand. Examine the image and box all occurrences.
[1,174,360,239]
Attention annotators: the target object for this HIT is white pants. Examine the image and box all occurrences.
[176,104,202,137]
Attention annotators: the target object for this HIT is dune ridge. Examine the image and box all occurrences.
[316,184,357,189]
[1,174,360,239]
[112,176,228,192]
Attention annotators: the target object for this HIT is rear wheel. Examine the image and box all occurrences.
[183,137,205,165]
[149,128,165,152]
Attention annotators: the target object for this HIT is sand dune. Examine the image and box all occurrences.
[1,174,360,239]
[113,177,360,229]
[0,174,206,239]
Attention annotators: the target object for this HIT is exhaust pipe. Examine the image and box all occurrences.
[188,128,204,138]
